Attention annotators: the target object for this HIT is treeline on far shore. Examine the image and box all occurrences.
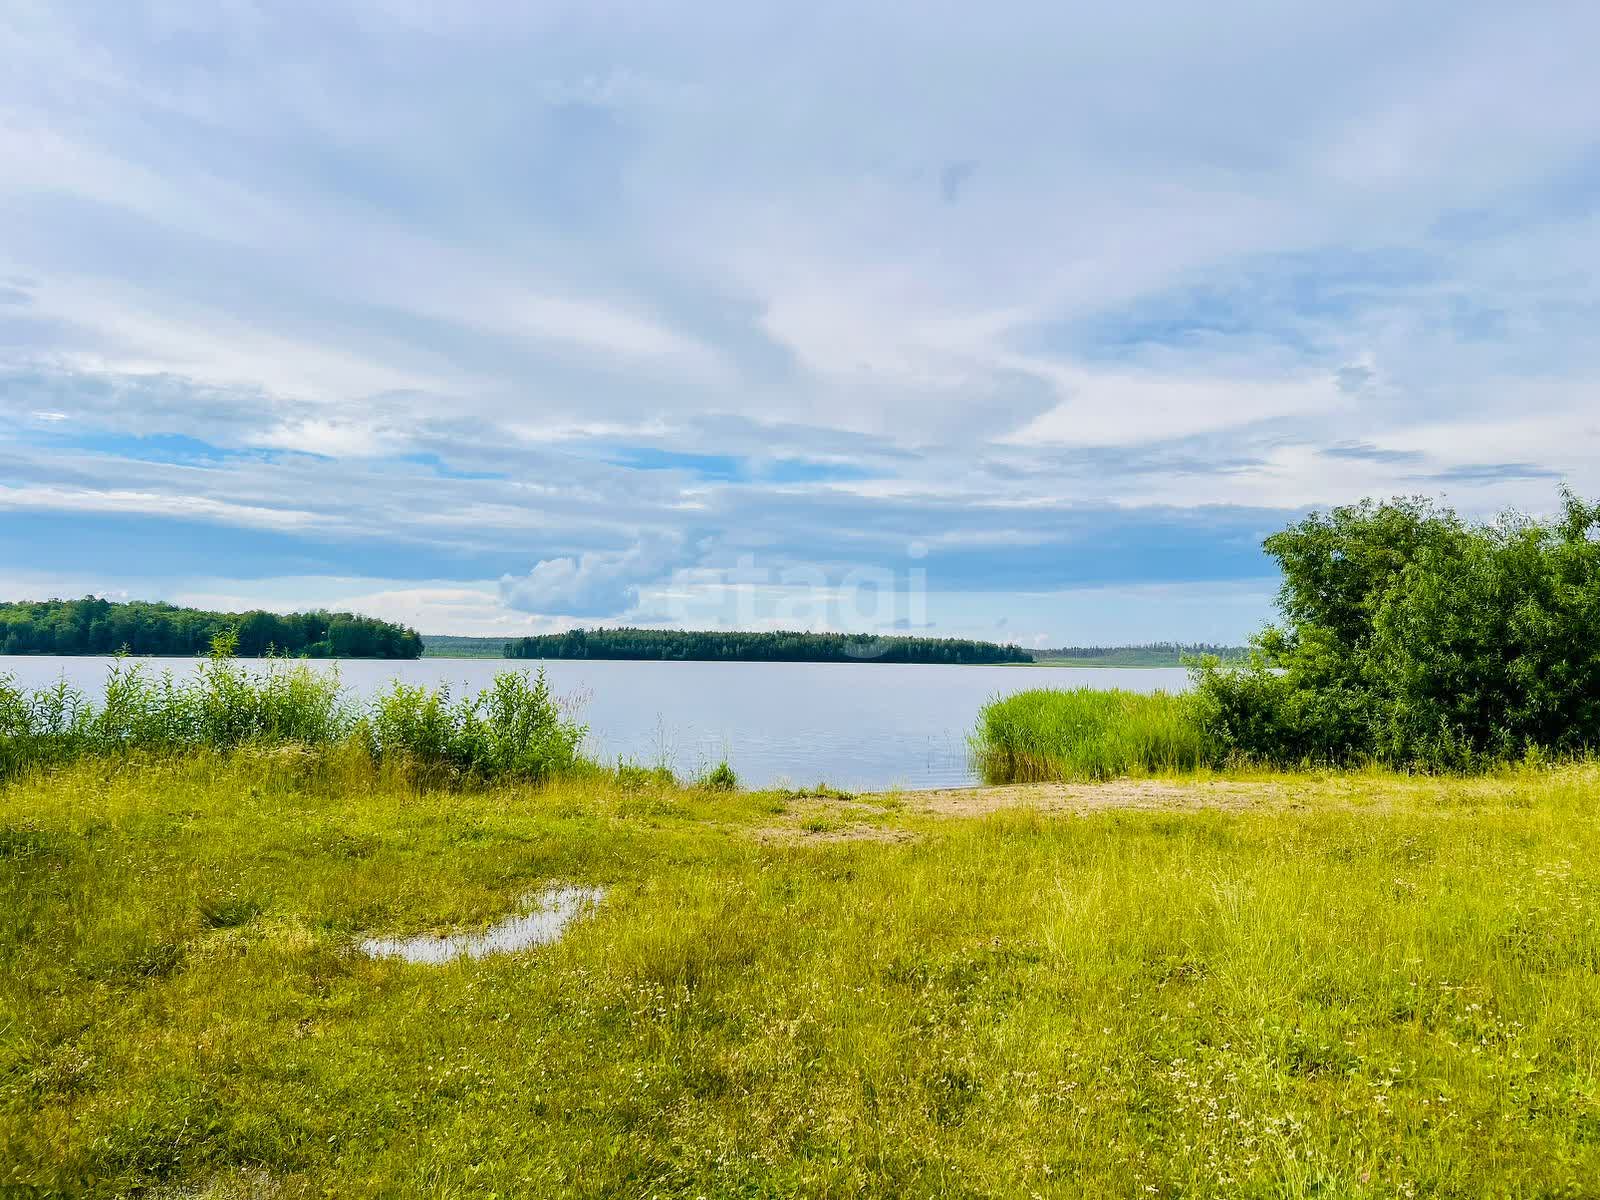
[442,634,1246,665]
[1032,643,1248,667]
[0,598,423,659]
[505,627,1033,664]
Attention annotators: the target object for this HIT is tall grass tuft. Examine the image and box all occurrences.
[971,687,1214,783]
[0,634,586,785]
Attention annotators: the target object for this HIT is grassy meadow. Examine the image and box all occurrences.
[6,751,1600,1197]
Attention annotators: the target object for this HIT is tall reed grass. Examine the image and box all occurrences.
[0,634,585,783]
[971,687,1214,782]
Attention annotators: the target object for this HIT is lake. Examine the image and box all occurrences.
[0,656,1190,791]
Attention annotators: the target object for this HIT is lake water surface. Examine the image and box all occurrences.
[0,655,1190,791]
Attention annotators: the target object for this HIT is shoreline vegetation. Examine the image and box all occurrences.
[0,598,422,659]
[973,688,1207,782]
[975,490,1600,782]
[0,635,589,786]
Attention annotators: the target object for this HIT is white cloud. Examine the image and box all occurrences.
[4,2,1600,638]
[1005,369,1346,447]
[254,419,402,459]
[499,538,686,617]
[17,276,456,404]
[0,484,322,531]
[467,289,723,370]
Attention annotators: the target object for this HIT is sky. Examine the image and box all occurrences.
[3,2,1598,646]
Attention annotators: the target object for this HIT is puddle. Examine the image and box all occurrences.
[359,885,605,964]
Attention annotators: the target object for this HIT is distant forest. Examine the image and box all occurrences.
[419,635,510,659]
[1033,643,1248,667]
[0,598,423,658]
[505,627,1032,664]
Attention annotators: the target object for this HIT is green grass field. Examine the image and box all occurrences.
[5,754,1600,1197]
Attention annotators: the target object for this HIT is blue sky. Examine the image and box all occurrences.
[2,2,1598,644]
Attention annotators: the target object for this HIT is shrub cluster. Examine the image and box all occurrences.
[1197,489,1600,769]
[976,490,1600,781]
[0,635,584,782]
[366,670,583,780]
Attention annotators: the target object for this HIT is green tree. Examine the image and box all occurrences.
[0,599,424,660]
[1195,489,1600,768]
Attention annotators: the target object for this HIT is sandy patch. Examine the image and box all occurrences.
[898,777,1288,818]
[754,777,1291,843]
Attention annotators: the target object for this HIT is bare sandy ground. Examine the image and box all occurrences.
[754,777,1290,844]
[902,777,1288,817]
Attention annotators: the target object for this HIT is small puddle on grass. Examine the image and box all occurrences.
[359,886,605,965]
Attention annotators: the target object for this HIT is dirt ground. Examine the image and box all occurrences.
[902,777,1288,817]
[753,777,1292,844]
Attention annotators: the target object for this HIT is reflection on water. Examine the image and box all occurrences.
[359,885,605,965]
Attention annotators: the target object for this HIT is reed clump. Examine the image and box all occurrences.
[971,687,1213,783]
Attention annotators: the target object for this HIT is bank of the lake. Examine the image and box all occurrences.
[1,655,1189,790]
[5,754,1598,1197]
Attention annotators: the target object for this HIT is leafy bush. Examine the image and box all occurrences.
[366,670,585,781]
[1195,488,1600,769]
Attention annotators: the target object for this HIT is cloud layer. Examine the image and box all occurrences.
[3,1,1598,640]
